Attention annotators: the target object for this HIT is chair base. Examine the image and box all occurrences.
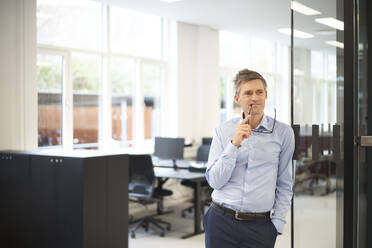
[130,215,171,238]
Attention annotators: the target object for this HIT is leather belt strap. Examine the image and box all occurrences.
[212,202,271,221]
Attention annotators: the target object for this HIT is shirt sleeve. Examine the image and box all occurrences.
[271,126,295,234]
[205,127,240,190]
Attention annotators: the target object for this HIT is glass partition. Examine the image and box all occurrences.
[292,0,344,247]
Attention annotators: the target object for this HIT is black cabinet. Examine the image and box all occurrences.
[0,151,128,248]
[0,153,31,247]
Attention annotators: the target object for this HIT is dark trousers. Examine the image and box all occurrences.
[203,206,277,248]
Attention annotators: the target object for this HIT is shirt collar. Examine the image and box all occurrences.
[241,112,270,131]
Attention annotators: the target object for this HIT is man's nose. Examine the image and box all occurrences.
[251,93,259,100]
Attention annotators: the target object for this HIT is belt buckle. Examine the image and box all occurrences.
[235,211,245,220]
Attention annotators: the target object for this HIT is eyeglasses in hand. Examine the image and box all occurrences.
[242,108,276,134]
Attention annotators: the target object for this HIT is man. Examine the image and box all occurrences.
[204,69,294,248]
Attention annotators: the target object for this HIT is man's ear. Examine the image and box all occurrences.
[234,95,240,104]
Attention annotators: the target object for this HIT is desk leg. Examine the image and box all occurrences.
[181,180,204,239]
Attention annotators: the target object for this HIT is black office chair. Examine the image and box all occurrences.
[128,154,172,238]
[202,137,212,145]
[181,144,212,218]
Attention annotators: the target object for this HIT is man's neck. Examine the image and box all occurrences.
[248,113,264,129]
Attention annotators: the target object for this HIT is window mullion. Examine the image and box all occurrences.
[134,60,145,145]
[99,3,111,149]
[63,51,73,150]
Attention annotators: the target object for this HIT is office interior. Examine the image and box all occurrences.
[0,0,371,247]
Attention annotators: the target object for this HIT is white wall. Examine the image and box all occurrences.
[0,0,37,150]
[175,22,220,143]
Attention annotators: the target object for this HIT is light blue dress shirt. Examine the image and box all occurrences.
[205,114,295,234]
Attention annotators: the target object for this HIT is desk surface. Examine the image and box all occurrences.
[152,157,191,169]
[154,167,205,180]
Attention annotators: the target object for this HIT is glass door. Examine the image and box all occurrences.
[292,0,344,247]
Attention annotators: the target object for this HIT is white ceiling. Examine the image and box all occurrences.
[108,0,340,51]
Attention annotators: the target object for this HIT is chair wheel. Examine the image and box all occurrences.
[160,232,165,237]
[181,212,186,218]
[131,232,136,238]
[166,225,171,231]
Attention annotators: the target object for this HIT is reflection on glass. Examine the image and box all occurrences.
[293,0,343,247]
[142,63,162,139]
[111,57,135,145]
[72,53,101,147]
[37,53,63,147]
[37,0,102,50]
[110,6,162,59]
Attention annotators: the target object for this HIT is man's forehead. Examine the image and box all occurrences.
[240,80,265,90]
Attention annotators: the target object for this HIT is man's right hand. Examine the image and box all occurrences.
[231,114,252,147]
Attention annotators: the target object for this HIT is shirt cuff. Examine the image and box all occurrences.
[271,218,285,235]
[224,141,240,158]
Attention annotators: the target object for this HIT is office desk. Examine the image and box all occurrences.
[152,157,191,169]
[154,167,206,239]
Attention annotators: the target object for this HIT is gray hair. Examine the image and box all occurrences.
[233,69,267,96]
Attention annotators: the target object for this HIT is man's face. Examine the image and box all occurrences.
[234,79,267,116]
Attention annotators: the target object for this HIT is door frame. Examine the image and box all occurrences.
[344,0,357,247]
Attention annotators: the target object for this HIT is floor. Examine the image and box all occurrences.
[129,192,337,248]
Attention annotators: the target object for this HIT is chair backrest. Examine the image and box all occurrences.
[196,145,211,162]
[202,137,213,145]
[128,154,155,200]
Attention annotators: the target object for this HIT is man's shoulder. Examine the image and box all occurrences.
[267,116,293,133]
[217,116,240,130]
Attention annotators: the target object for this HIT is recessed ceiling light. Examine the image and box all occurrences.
[315,30,336,36]
[160,0,182,3]
[325,41,344,49]
[315,18,344,31]
[278,28,314,39]
[291,1,321,15]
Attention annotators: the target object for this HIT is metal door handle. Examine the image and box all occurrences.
[355,136,372,147]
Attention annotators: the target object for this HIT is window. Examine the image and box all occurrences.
[37,0,165,149]
[142,63,163,138]
[110,6,163,59]
[111,57,135,144]
[71,53,101,147]
[37,0,102,51]
[37,53,64,147]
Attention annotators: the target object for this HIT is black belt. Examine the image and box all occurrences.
[212,202,271,221]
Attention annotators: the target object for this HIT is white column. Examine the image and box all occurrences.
[176,22,220,142]
[0,0,37,150]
